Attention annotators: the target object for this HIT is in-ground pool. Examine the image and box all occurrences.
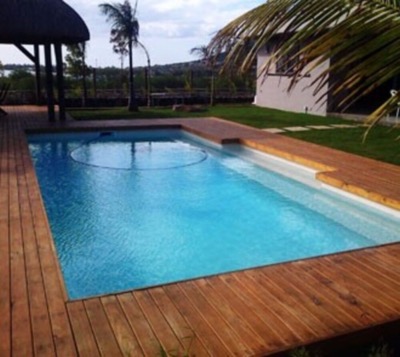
[28,129,400,299]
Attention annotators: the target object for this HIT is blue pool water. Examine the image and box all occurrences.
[28,129,400,299]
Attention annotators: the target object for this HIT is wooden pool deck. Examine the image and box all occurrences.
[1,106,399,357]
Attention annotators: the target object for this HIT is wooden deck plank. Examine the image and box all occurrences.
[234,271,319,341]
[345,254,400,295]
[9,122,33,357]
[101,295,143,356]
[192,278,267,355]
[164,284,233,356]
[206,275,289,352]
[148,287,210,356]
[238,269,352,341]
[244,268,339,336]
[276,264,367,331]
[16,126,57,357]
[0,122,11,357]
[180,280,254,356]
[353,248,400,281]
[284,261,378,326]
[0,120,8,185]
[67,301,101,357]
[117,293,161,357]
[318,257,400,315]
[218,273,303,346]
[370,246,400,267]
[298,259,395,321]
[84,298,123,356]
[0,193,11,357]
[134,289,185,355]
[24,202,77,357]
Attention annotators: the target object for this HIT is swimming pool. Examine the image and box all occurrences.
[28,129,400,299]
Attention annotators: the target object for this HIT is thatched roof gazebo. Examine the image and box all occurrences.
[0,0,90,121]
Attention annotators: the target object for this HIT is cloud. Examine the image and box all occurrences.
[140,0,263,38]
[68,0,263,39]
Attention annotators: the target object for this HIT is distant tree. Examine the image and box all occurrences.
[8,69,35,90]
[65,42,89,106]
[100,0,140,111]
[0,60,4,77]
[190,45,217,106]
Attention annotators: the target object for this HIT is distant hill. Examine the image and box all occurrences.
[2,53,227,75]
[2,60,206,74]
[3,63,36,72]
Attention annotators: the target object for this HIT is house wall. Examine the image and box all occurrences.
[254,47,330,116]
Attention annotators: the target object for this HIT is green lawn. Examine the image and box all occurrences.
[68,104,345,128]
[68,104,400,165]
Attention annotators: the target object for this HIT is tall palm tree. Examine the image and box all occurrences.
[137,40,151,107]
[209,0,400,130]
[190,45,217,106]
[99,0,139,111]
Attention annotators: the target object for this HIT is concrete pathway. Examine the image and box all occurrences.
[263,123,364,133]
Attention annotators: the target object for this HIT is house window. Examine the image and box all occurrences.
[275,41,301,76]
[275,48,300,75]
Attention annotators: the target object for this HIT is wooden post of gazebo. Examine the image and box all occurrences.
[0,0,90,122]
[44,44,55,122]
[34,44,42,105]
[55,43,66,122]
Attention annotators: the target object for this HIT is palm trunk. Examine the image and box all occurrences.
[210,69,215,106]
[82,64,88,107]
[81,43,88,107]
[128,40,138,111]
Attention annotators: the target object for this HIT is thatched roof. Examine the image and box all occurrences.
[0,0,90,44]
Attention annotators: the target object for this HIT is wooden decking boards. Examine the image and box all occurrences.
[1,105,400,357]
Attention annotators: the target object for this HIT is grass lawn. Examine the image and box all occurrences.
[68,104,345,128]
[68,104,400,165]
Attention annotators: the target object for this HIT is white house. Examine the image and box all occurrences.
[254,40,331,116]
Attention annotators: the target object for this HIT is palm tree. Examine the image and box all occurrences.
[99,0,139,111]
[137,40,151,107]
[113,39,129,71]
[190,45,217,106]
[209,0,400,130]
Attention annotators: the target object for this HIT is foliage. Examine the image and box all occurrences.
[209,0,400,129]
[190,45,217,105]
[65,43,88,79]
[99,0,140,111]
[65,42,89,105]
[7,69,35,90]
[368,342,394,357]
[286,340,397,357]
[289,347,315,357]
[0,60,4,77]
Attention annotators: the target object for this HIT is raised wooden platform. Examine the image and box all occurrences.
[1,106,399,356]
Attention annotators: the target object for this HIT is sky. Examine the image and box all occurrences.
[0,0,265,68]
